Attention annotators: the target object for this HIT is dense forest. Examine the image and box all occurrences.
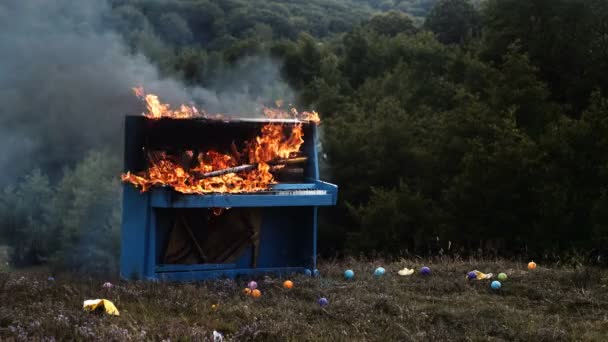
[2,0,608,274]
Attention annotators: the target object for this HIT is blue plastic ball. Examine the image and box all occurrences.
[313,269,320,277]
[344,269,355,279]
[318,297,329,307]
[374,267,386,277]
[421,266,431,275]
[491,281,502,290]
[304,269,312,276]
[467,271,477,280]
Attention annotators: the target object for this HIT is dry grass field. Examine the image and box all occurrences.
[1,258,607,341]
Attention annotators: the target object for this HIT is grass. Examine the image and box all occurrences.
[1,258,608,341]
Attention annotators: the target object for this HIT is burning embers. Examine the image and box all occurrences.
[121,88,316,194]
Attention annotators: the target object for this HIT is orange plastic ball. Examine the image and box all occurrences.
[283,280,294,289]
[243,288,252,296]
[252,289,262,298]
[528,261,537,270]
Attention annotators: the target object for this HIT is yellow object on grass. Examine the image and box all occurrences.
[83,299,120,316]
[398,268,415,276]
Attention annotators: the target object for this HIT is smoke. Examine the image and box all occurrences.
[0,0,293,183]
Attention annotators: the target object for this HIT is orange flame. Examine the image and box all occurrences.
[133,87,320,124]
[122,88,315,194]
[121,123,305,194]
[132,86,201,119]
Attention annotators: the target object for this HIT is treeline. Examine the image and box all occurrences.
[106,0,445,86]
[2,0,608,272]
[307,0,608,258]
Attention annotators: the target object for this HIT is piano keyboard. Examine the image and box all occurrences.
[275,190,327,196]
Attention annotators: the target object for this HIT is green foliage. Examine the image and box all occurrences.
[0,151,121,275]
[270,1,608,258]
[424,0,480,44]
[481,0,608,113]
[367,10,417,36]
[0,170,53,266]
[47,151,121,275]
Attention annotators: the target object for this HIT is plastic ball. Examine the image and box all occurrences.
[47,276,55,282]
[344,269,355,279]
[491,281,502,290]
[102,282,113,289]
[420,266,431,275]
[243,288,252,296]
[497,273,508,281]
[283,280,294,289]
[304,269,312,276]
[374,267,386,277]
[252,289,262,298]
[313,269,320,277]
[248,281,258,290]
[318,297,329,307]
[467,271,477,280]
[211,304,218,311]
[528,261,537,270]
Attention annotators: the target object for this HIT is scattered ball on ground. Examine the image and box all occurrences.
[211,304,218,311]
[374,267,386,277]
[102,282,113,289]
[248,281,258,290]
[252,289,262,298]
[313,269,320,277]
[467,271,477,280]
[304,269,312,276]
[344,269,355,279]
[243,288,252,296]
[283,280,294,289]
[421,266,431,275]
[318,297,329,307]
[47,276,55,282]
[491,281,502,290]
[528,261,537,270]
[497,273,508,281]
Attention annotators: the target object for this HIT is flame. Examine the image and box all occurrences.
[133,87,320,124]
[132,86,201,119]
[121,123,305,194]
[122,88,315,194]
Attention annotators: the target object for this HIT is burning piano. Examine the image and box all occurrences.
[120,89,338,281]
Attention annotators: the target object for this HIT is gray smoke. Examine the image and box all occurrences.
[0,0,293,183]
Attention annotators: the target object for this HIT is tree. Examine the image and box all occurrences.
[159,12,193,45]
[0,170,53,266]
[481,0,608,114]
[367,10,416,36]
[424,0,480,44]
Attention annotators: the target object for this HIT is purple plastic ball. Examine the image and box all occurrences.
[248,281,258,290]
[467,271,477,280]
[318,297,329,307]
[421,266,431,275]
